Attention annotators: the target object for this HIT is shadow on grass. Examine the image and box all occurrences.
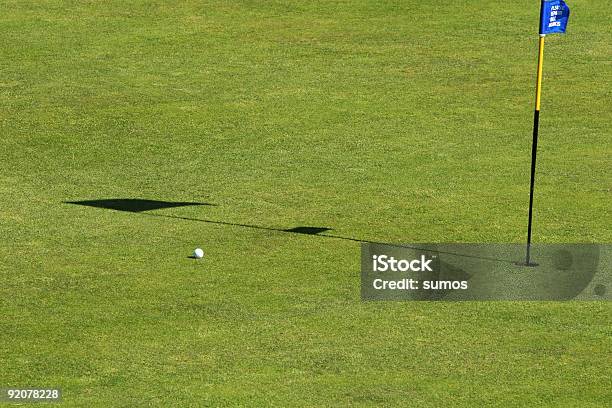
[65,199,515,264]
[65,198,215,212]
[146,212,332,236]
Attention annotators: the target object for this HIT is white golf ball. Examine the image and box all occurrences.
[193,248,204,259]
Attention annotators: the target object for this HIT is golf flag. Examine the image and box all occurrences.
[540,0,570,35]
[524,1,571,266]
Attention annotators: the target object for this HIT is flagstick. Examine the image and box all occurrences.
[525,34,546,267]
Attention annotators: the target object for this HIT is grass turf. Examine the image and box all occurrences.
[1,0,610,406]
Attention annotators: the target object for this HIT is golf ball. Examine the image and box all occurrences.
[193,248,204,259]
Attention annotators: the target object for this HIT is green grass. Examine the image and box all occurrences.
[1,0,610,406]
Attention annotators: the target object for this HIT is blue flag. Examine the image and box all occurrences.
[540,0,570,35]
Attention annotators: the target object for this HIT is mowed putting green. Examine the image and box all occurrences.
[1,1,610,406]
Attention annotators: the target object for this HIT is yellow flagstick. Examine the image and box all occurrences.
[535,35,545,111]
[525,34,546,266]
